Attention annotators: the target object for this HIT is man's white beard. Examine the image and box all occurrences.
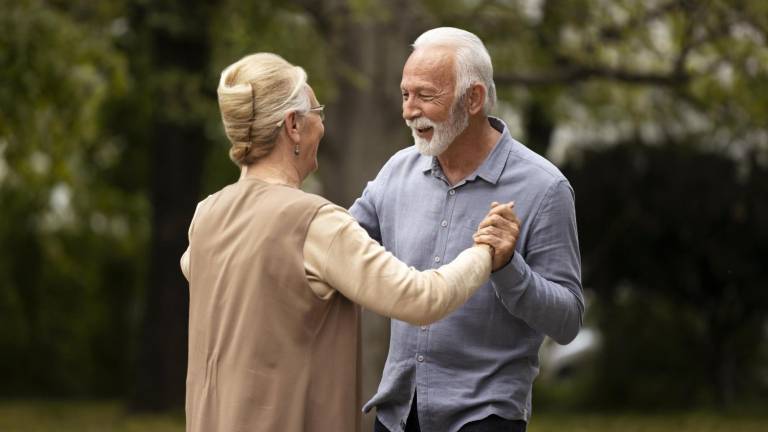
[407,100,469,157]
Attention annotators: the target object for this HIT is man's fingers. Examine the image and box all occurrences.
[474,232,516,271]
[486,201,516,220]
[478,214,518,231]
[476,201,519,271]
[489,200,511,209]
[473,230,515,249]
[473,234,503,250]
[478,214,505,230]
[476,200,519,271]
[475,225,502,237]
[472,236,496,256]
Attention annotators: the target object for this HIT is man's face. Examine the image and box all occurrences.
[401,47,469,156]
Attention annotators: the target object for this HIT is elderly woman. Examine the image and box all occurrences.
[180,53,496,432]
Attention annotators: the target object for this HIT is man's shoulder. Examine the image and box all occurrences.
[375,145,426,180]
[385,145,422,168]
[506,138,569,189]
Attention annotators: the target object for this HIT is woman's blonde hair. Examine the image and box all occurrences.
[217,53,311,166]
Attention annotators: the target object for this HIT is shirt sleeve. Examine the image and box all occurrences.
[349,174,383,242]
[180,199,207,282]
[490,179,585,344]
[304,205,492,326]
[181,247,190,281]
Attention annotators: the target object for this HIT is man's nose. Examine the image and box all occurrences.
[402,98,422,121]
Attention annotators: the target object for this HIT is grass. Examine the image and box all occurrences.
[0,400,183,432]
[528,411,768,432]
[0,401,766,431]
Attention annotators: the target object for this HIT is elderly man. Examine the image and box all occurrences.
[349,27,584,432]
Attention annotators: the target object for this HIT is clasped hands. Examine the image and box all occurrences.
[473,201,520,271]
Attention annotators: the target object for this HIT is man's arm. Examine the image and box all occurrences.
[477,180,584,344]
[349,178,383,243]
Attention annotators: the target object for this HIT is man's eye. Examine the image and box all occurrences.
[420,95,435,101]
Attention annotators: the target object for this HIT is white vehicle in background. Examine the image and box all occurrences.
[539,327,601,381]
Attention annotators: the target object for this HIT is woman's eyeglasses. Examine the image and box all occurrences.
[308,104,325,122]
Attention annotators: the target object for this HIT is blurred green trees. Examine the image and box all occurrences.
[564,144,768,408]
[124,0,219,410]
[1,0,767,414]
[0,0,146,396]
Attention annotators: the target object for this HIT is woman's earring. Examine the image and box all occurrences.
[294,144,300,156]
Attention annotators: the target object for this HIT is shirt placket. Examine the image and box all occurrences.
[414,179,459,431]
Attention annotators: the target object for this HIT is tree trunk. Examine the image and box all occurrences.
[130,1,214,411]
[318,4,426,206]
[523,100,555,157]
[708,310,737,408]
[313,1,430,428]
[133,125,206,410]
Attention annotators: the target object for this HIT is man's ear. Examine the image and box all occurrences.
[467,83,487,115]
[284,111,301,143]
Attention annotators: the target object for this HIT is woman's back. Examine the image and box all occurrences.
[186,178,361,432]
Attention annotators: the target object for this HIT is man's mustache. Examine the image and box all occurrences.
[406,117,437,130]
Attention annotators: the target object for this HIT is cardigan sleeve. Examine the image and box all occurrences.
[304,204,492,325]
[180,198,210,282]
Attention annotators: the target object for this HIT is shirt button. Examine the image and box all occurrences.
[417,355,424,362]
[434,256,441,263]
[440,220,448,227]
[449,189,456,195]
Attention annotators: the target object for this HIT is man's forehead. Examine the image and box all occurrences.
[400,76,444,91]
[401,47,456,89]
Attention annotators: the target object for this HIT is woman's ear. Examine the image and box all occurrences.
[284,111,301,143]
[467,83,487,115]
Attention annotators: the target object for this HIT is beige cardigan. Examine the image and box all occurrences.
[181,179,490,432]
[183,202,491,325]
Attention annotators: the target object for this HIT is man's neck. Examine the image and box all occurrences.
[437,116,501,185]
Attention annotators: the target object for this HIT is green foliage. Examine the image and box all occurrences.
[563,144,768,408]
[2,0,768,411]
[0,0,148,396]
[421,0,768,158]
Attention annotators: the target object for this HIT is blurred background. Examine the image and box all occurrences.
[1,0,767,431]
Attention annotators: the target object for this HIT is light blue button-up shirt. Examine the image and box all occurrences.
[351,117,584,432]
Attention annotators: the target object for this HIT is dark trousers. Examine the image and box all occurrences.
[374,393,527,432]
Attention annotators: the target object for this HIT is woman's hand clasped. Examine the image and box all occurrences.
[472,201,520,271]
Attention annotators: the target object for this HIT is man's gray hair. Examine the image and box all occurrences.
[413,27,497,115]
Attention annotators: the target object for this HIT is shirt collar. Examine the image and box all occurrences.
[419,116,512,185]
[419,152,435,173]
